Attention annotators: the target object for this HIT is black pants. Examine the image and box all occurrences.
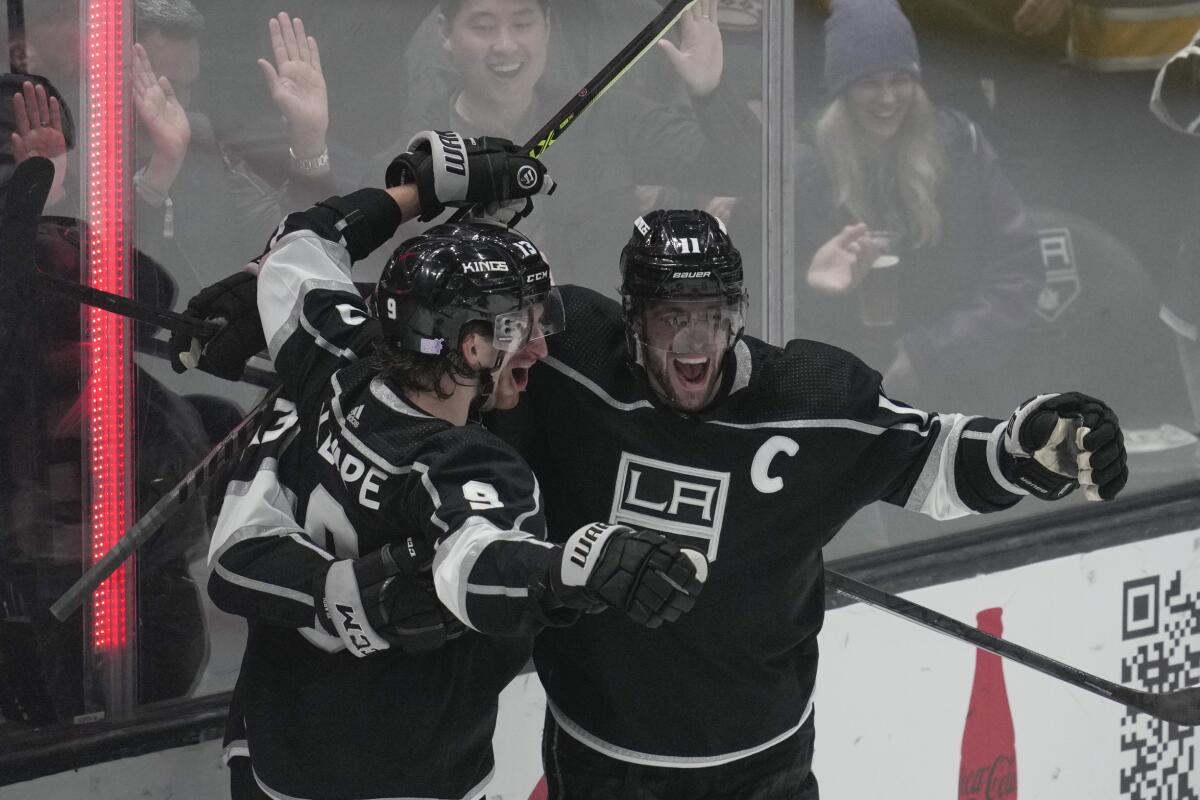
[542,712,819,800]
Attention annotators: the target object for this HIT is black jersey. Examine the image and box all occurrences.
[207,191,566,800]
[495,286,1027,766]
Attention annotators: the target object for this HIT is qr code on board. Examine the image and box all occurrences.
[1119,572,1200,799]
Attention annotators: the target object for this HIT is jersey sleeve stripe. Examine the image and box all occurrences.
[412,462,451,533]
[212,558,318,608]
[878,393,931,425]
[258,230,357,360]
[432,515,542,630]
[976,421,1029,496]
[904,413,977,520]
[512,477,543,534]
[208,458,301,564]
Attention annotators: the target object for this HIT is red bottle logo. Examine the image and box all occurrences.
[958,607,1018,799]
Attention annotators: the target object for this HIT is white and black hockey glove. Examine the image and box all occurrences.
[314,537,463,657]
[385,131,555,222]
[1002,392,1129,502]
[547,523,708,628]
[168,271,265,381]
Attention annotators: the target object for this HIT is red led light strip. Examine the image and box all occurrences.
[86,0,130,651]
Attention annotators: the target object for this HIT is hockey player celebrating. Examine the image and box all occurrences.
[202,135,707,800]
[494,209,1129,798]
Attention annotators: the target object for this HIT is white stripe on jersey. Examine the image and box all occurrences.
[412,462,450,533]
[547,695,815,768]
[878,392,930,425]
[209,457,302,564]
[258,230,356,360]
[542,356,655,411]
[432,514,544,631]
[904,413,976,520]
[328,372,413,476]
[370,377,438,418]
[512,476,543,534]
[965,421,1029,497]
[710,417,929,435]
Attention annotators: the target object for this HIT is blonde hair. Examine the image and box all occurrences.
[812,84,945,248]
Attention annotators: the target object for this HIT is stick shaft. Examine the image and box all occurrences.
[827,569,1138,708]
[449,0,696,222]
[49,385,283,621]
[20,269,220,339]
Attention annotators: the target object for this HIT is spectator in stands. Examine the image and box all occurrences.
[795,0,1043,412]
[402,0,689,116]
[1151,33,1200,434]
[369,0,759,290]
[0,77,213,719]
[131,2,335,301]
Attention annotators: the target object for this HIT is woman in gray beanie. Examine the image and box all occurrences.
[795,0,1043,414]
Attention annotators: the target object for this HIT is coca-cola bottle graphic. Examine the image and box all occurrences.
[958,607,1018,799]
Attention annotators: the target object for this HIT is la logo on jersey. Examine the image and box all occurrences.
[609,452,729,560]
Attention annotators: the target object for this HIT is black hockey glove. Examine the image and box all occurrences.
[314,537,463,657]
[548,523,708,628]
[168,271,265,381]
[1002,392,1128,502]
[385,131,555,222]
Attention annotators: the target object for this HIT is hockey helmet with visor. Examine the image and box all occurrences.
[619,210,746,411]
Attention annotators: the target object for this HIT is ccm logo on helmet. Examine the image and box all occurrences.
[462,260,510,273]
[526,270,549,283]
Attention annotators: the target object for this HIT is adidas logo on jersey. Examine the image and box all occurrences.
[347,405,364,429]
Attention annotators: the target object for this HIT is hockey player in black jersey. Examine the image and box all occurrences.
[491,209,1129,799]
[202,134,707,800]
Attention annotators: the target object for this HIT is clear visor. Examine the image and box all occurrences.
[492,287,566,352]
[635,295,745,356]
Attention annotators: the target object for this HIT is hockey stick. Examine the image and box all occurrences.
[15,268,221,339]
[49,384,283,620]
[49,4,690,622]
[0,158,219,339]
[448,0,698,223]
[827,569,1200,725]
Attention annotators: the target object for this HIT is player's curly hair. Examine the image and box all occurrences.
[372,320,492,401]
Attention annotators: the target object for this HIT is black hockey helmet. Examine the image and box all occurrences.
[619,209,744,302]
[619,210,747,364]
[370,222,561,358]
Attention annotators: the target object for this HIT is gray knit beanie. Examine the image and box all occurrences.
[823,0,921,97]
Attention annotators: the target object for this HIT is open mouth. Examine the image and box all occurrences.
[671,356,710,390]
[510,366,530,392]
[488,62,525,80]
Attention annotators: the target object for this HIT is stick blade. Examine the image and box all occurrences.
[0,156,54,282]
[1136,686,1200,726]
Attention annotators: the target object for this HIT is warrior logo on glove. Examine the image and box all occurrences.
[387,131,555,222]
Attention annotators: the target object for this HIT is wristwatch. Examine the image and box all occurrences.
[289,147,330,175]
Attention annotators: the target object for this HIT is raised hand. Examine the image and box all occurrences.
[806,223,877,294]
[132,41,191,165]
[11,81,68,204]
[259,12,328,159]
[657,0,724,98]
